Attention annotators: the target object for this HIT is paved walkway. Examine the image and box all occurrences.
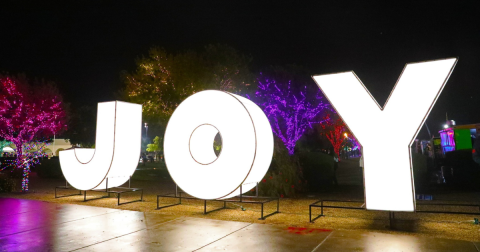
[0,198,478,251]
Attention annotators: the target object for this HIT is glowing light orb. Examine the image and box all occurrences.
[313,58,457,211]
[59,101,142,191]
[164,90,274,200]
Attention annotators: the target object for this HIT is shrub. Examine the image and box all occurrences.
[257,138,304,198]
[0,174,16,192]
[299,151,334,191]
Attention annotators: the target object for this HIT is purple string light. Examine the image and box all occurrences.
[255,73,331,155]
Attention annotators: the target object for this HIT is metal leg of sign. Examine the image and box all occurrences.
[110,187,143,205]
[255,197,280,220]
[389,211,395,228]
[110,177,144,205]
[204,199,227,214]
[157,184,183,209]
[156,194,182,209]
[277,197,280,213]
[309,200,322,223]
[83,190,110,202]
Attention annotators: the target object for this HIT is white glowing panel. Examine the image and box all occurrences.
[59,101,142,190]
[164,90,274,200]
[313,58,457,212]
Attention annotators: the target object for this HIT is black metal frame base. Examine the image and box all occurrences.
[83,189,110,202]
[55,177,143,206]
[309,199,364,223]
[157,184,280,220]
[416,202,480,215]
[106,187,144,205]
[309,199,480,223]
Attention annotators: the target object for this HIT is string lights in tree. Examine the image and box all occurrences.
[19,141,50,191]
[0,76,66,191]
[319,115,347,160]
[125,45,252,122]
[348,134,361,151]
[255,72,330,155]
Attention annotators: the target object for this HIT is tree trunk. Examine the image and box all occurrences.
[22,163,30,192]
[12,141,29,192]
[13,141,23,168]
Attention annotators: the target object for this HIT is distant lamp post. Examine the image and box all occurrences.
[443,124,449,129]
[144,123,148,138]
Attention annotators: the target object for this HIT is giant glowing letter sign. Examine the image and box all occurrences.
[313,58,457,211]
[164,90,274,200]
[59,101,142,190]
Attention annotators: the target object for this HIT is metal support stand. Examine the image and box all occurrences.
[309,199,365,223]
[108,176,144,205]
[309,199,480,224]
[389,211,395,228]
[55,176,143,205]
[83,177,110,202]
[157,183,280,220]
[107,187,144,205]
[416,202,480,215]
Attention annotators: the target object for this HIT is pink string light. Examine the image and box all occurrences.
[0,77,66,191]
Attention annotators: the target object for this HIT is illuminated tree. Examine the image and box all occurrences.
[347,134,361,153]
[319,115,347,160]
[146,136,162,161]
[124,44,253,123]
[254,69,331,155]
[0,76,66,191]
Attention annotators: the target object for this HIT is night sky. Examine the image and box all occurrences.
[1,1,479,137]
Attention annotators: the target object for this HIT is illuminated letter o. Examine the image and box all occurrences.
[164,90,274,200]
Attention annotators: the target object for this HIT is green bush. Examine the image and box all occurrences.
[257,138,304,198]
[299,151,334,191]
[0,174,16,192]
[36,157,64,179]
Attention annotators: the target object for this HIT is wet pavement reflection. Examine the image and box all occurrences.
[0,198,478,251]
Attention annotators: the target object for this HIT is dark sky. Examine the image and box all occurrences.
[1,1,479,137]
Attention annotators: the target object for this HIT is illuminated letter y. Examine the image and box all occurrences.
[313,58,457,211]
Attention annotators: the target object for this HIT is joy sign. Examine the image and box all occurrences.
[59,58,456,212]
